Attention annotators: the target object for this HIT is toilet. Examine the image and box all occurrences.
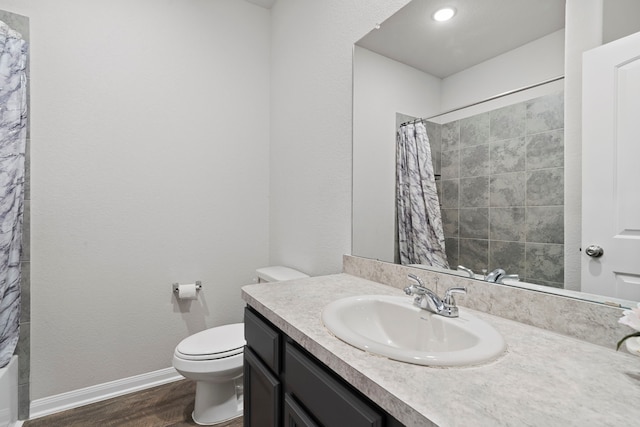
[172,266,309,425]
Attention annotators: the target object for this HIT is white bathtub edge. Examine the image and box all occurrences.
[0,356,18,427]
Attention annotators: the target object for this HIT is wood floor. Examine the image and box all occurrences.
[24,380,244,427]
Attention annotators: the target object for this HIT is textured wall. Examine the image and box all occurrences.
[268,0,411,276]
[441,30,565,112]
[352,46,441,263]
[0,0,271,400]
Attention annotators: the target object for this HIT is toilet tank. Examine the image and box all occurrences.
[256,266,309,283]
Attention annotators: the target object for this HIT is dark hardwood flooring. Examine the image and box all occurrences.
[24,380,243,427]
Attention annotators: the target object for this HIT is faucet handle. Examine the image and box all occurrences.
[456,265,474,278]
[443,287,467,305]
[404,274,425,295]
[407,274,424,287]
[442,287,466,318]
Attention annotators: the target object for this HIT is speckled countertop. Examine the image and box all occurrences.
[241,274,640,427]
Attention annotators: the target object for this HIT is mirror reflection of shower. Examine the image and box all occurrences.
[353,0,566,292]
[395,88,564,288]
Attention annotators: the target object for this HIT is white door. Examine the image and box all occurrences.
[582,31,640,301]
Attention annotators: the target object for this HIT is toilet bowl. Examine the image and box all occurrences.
[173,323,245,425]
[172,266,308,425]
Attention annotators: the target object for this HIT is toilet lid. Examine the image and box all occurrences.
[175,323,245,361]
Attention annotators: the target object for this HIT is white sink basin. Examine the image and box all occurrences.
[322,295,506,366]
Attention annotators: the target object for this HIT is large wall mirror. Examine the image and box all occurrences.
[352,0,640,308]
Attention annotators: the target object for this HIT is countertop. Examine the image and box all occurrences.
[241,274,640,427]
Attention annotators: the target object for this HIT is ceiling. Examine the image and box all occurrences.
[356,0,566,78]
[245,0,276,9]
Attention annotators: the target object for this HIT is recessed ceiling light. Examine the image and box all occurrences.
[433,7,456,22]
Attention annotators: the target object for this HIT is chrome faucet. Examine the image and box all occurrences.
[484,268,506,283]
[403,274,467,318]
[457,265,474,278]
[485,269,520,284]
[497,274,520,284]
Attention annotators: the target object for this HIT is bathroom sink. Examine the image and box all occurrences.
[322,295,506,366]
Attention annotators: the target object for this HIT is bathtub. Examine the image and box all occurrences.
[0,356,18,427]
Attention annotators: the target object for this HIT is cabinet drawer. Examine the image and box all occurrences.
[244,307,281,373]
[285,342,383,427]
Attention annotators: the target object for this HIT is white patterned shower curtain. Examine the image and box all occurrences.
[0,21,26,369]
[396,121,448,268]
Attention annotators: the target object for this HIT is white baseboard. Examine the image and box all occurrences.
[29,367,183,420]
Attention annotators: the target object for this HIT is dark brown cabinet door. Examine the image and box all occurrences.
[243,347,281,427]
[283,394,319,427]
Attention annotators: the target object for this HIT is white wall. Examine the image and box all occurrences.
[268,0,412,275]
[0,0,271,400]
[435,80,564,124]
[603,0,640,43]
[352,46,440,262]
[441,29,565,112]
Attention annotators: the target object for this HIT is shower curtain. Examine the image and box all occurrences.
[396,121,448,268]
[0,21,27,369]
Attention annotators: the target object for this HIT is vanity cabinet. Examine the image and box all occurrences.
[283,393,318,427]
[244,308,282,427]
[244,306,404,427]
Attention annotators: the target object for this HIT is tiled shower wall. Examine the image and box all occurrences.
[0,9,31,419]
[435,92,564,288]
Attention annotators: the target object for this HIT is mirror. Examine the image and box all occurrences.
[352,0,640,308]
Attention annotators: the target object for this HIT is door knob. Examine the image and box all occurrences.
[585,245,604,258]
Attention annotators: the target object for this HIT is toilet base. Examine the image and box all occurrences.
[192,377,243,425]
[192,410,242,426]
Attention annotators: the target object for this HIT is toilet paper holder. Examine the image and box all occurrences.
[172,281,203,294]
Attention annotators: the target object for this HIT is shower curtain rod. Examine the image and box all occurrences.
[400,75,564,127]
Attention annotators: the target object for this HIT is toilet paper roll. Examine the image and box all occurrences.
[177,283,198,300]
